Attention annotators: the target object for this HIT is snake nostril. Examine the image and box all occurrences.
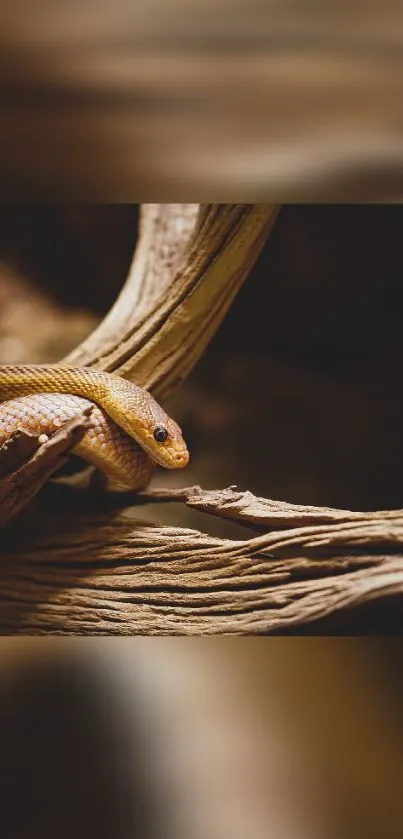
[175,452,187,463]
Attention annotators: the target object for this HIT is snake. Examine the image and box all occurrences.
[0,365,189,491]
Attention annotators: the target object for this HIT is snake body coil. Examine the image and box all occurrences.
[0,365,189,490]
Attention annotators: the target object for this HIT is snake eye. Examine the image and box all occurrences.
[153,426,168,443]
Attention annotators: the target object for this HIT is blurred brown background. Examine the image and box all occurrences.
[0,204,402,517]
[0,1,403,199]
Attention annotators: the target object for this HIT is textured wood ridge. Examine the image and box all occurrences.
[0,485,402,634]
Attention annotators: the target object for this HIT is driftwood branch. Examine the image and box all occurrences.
[0,486,402,634]
[0,203,402,634]
[64,203,278,401]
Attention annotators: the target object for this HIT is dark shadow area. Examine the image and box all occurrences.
[0,653,160,839]
[271,596,403,635]
[0,205,139,313]
[164,204,403,512]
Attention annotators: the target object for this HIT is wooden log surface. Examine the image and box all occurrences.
[0,485,402,634]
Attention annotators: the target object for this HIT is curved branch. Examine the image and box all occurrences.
[64,204,279,400]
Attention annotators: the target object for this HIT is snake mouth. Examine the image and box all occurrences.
[170,448,190,469]
[158,444,189,469]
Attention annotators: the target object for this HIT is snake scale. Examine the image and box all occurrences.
[0,365,189,490]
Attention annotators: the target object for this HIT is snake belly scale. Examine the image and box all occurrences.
[0,365,189,490]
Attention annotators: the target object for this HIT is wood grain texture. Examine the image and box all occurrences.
[0,486,402,634]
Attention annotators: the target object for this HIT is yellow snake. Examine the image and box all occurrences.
[0,365,189,491]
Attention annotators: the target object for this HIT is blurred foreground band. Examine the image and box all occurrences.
[0,639,402,839]
[0,1,403,199]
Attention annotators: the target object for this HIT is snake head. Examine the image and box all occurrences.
[118,381,190,469]
[150,414,190,469]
